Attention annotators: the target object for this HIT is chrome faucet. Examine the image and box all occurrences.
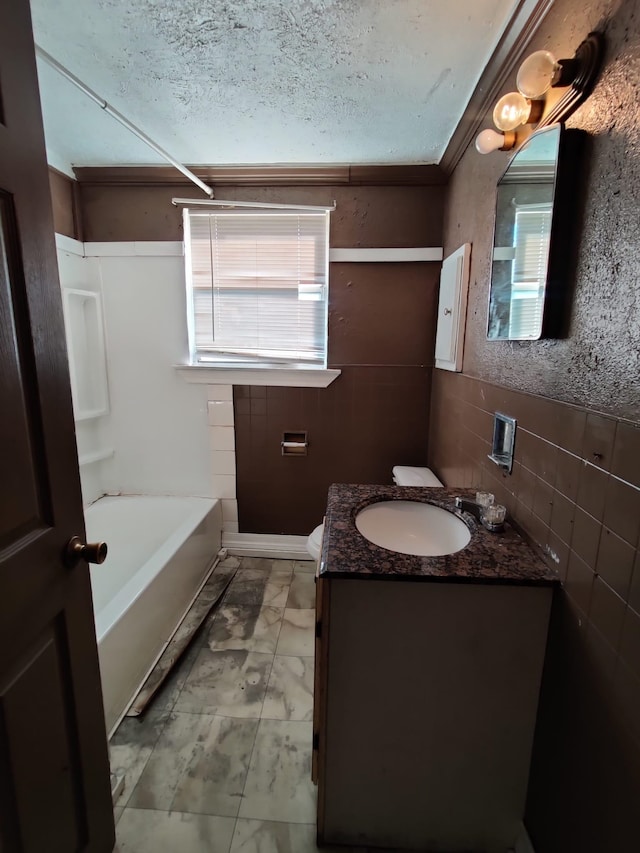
[454,496,505,532]
[454,497,483,522]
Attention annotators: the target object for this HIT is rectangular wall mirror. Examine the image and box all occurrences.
[487,124,581,341]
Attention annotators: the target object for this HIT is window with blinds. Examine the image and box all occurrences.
[509,203,552,339]
[184,209,330,366]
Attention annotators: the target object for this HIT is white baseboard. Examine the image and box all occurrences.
[515,824,536,853]
[223,532,310,560]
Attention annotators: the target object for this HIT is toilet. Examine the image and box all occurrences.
[306,465,444,561]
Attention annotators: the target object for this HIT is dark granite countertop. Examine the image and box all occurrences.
[319,484,559,585]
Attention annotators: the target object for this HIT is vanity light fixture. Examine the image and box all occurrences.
[516,47,587,99]
[475,128,516,154]
[475,32,603,155]
[492,92,544,133]
[492,92,532,131]
[516,50,562,98]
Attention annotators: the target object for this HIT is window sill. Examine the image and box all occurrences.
[174,364,341,388]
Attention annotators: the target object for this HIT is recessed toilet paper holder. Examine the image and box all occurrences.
[282,431,308,456]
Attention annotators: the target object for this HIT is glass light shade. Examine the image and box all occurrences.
[516,50,560,98]
[475,128,507,154]
[493,92,532,131]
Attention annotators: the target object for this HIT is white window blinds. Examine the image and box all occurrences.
[185,210,329,366]
[509,204,552,339]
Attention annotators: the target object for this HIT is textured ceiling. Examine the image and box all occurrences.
[30,0,519,173]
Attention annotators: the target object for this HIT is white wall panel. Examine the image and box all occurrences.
[98,255,213,498]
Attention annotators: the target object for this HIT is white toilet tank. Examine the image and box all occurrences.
[392,466,443,487]
[306,466,443,561]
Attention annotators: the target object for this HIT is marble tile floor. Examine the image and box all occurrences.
[127,562,239,717]
[112,556,338,853]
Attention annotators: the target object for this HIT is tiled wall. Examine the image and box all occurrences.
[207,384,238,534]
[233,183,444,536]
[429,369,640,852]
[235,365,431,535]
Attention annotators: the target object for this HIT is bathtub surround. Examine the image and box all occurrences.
[56,236,242,507]
[55,233,303,548]
[57,234,243,732]
[56,234,109,504]
[431,1,640,849]
[97,248,213,499]
[208,384,240,530]
[55,239,205,501]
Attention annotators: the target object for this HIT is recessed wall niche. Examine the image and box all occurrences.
[62,288,110,420]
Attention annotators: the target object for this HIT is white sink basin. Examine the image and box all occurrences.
[355,500,471,556]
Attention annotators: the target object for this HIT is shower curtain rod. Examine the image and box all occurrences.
[172,197,337,212]
[35,46,214,199]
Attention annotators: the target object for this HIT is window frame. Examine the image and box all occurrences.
[183,208,330,370]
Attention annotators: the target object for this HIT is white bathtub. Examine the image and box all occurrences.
[84,495,222,734]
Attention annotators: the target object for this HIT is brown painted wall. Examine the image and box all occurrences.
[431,0,640,850]
[48,167,78,239]
[233,185,443,534]
[444,0,640,421]
[75,179,443,535]
[77,183,443,245]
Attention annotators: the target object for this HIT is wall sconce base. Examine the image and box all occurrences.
[500,131,517,150]
[476,32,604,157]
[541,32,604,127]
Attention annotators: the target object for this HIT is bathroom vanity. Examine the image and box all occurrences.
[313,484,558,853]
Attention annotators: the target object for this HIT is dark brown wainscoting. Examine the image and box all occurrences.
[235,366,431,535]
[429,369,640,853]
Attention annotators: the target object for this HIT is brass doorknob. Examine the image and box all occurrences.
[65,536,108,568]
